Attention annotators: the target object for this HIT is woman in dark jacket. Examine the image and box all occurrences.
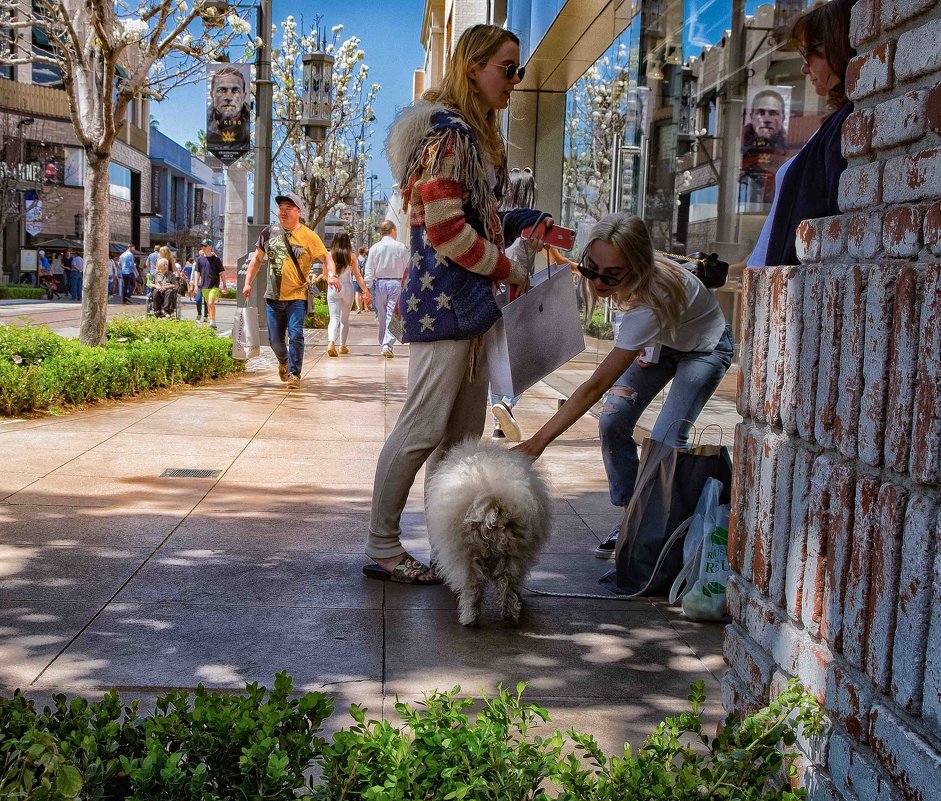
[746,0,857,268]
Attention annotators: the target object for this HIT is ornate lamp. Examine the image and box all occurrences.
[301,47,334,142]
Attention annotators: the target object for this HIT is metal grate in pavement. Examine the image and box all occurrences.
[160,468,222,479]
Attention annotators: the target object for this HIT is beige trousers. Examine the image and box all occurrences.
[367,339,489,560]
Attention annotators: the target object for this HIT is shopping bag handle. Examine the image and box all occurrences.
[695,424,725,447]
[617,515,693,600]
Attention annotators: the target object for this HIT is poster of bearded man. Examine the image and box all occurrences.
[206,63,252,163]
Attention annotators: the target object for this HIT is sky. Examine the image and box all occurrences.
[151,0,426,211]
[684,0,769,57]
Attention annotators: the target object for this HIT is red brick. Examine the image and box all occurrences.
[884,266,922,473]
[850,0,880,47]
[847,213,884,261]
[739,426,764,583]
[728,423,749,574]
[922,519,941,731]
[763,268,789,426]
[895,18,941,81]
[720,666,761,716]
[821,463,857,652]
[844,475,882,669]
[910,265,941,484]
[749,270,770,423]
[780,269,805,435]
[839,161,885,212]
[883,206,925,258]
[797,268,823,442]
[814,270,845,450]
[924,202,941,256]
[843,109,875,158]
[830,731,903,801]
[769,441,797,606]
[801,454,837,636]
[883,148,941,205]
[739,578,787,654]
[737,268,757,418]
[821,216,847,261]
[785,447,815,623]
[724,623,775,701]
[872,90,928,150]
[847,42,895,101]
[797,218,822,264]
[928,82,941,134]
[826,660,875,743]
[865,482,907,693]
[859,265,900,467]
[869,703,941,801]
[753,434,786,593]
[891,495,938,714]
[835,265,866,459]
[726,572,744,622]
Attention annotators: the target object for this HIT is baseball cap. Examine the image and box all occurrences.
[38,250,44,255]
[275,192,306,218]
[200,239,214,247]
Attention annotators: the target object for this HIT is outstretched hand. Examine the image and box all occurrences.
[510,439,543,461]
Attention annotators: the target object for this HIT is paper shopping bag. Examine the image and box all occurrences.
[232,304,260,360]
[485,265,585,398]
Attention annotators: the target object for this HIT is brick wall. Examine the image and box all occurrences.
[726,2,941,800]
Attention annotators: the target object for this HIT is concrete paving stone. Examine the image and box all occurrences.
[255,416,388,442]
[33,603,383,694]
[0,544,150,602]
[0,506,184,548]
[0,601,101,688]
[0,472,42,499]
[168,510,370,552]
[5,476,216,511]
[195,481,371,514]
[117,550,383,610]
[563,490,623,516]
[580,512,625,539]
[385,607,720,700]
[222,456,380,485]
[652,601,728,681]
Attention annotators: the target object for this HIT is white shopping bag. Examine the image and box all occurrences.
[668,477,731,621]
[232,304,260,360]
[485,264,585,398]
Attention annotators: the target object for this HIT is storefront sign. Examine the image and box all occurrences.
[0,162,41,187]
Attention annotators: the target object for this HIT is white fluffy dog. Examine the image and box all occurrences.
[425,439,554,626]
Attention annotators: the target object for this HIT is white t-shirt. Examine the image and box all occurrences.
[364,235,409,281]
[614,267,726,353]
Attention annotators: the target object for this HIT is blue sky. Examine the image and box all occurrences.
[684,0,768,57]
[151,0,426,210]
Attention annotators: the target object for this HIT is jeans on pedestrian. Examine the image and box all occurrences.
[373,278,401,351]
[327,282,354,346]
[266,298,306,376]
[69,269,82,301]
[599,326,734,507]
[488,388,520,423]
[121,273,135,301]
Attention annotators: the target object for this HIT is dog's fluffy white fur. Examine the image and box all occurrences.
[425,439,554,626]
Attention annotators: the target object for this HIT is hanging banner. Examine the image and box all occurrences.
[206,63,252,163]
[740,85,792,206]
[24,191,42,236]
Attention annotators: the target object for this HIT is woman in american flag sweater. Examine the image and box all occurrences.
[363,24,548,585]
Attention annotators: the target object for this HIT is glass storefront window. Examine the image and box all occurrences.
[31,2,64,88]
[109,162,132,200]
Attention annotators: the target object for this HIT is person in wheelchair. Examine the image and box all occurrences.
[150,258,179,317]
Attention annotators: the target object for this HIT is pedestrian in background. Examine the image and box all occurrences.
[69,249,84,302]
[50,254,65,298]
[145,244,160,297]
[363,220,408,359]
[194,239,225,329]
[107,255,118,301]
[61,249,73,299]
[326,232,370,357]
[354,246,369,313]
[119,245,136,304]
[242,193,337,389]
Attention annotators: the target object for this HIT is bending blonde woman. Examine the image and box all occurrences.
[514,212,733,557]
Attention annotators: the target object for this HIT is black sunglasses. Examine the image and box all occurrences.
[576,254,622,287]
[488,61,525,81]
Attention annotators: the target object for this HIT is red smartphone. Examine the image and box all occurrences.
[521,221,575,251]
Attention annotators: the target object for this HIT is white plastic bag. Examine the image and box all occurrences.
[668,477,731,621]
[232,304,260,360]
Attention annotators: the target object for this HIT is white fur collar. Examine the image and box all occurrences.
[384,101,454,185]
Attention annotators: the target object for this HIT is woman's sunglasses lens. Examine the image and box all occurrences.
[504,64,525,81]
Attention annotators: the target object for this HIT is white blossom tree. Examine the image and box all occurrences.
[0,0,250,345]
[270,19,379,230]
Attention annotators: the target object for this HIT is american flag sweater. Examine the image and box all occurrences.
[390,107,518,342]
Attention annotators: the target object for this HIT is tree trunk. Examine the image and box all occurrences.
[78,152,112,346]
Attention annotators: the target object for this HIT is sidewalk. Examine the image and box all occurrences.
[0,313,729,754]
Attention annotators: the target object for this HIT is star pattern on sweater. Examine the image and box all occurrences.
[447,114,468,130]
[405,293,420,312]
[419,313,436,332]
[410,251,421,267]
[434,291,451,310]
[419,271,435,291]
[433,249,447,267]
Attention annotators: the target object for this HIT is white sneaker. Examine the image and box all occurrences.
[490,400,521,441]
[381,348,394,359]
[209,320,217,330]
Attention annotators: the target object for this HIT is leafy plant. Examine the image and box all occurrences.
[0,286,47,301]
[305,298,330,329]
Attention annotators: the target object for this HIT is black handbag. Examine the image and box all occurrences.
[658,250,729,289]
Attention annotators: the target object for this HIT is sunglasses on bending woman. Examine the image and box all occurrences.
[576,254,623,287]
[488,61,526,81]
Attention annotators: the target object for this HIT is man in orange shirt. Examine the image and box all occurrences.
[243,193,339,389]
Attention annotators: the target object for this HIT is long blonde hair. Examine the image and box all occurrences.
[423,24,518,166]
[585,213,689,336]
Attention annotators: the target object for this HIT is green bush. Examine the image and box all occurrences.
[0,318,243,416]
[0,286,46,301]
[0,678,822,801]
[305,298,329,329]
[583,308,613,340]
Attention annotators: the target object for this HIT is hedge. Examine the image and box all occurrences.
[0,286,46,301]
[0,676,822,801]
[0,317,244,416]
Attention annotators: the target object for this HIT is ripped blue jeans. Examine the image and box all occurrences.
[599,326,734,506]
